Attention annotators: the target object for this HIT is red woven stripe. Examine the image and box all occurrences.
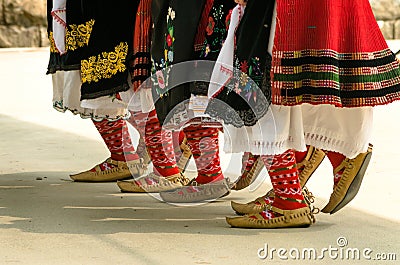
[194,0,215,50]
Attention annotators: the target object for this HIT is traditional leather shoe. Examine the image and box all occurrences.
[160,178,231,203]
[231,187,316,215]
[231,146,325,191]
[70,158,146,182]
[232,155,264,191]
[140,149,152,166]
[298,146,326,186]
[117,173,190,193]
[226,205,315,229]
[321,144,373,214]
[231,190,275,215]
[137,138,152,167]
[176,137,192,173]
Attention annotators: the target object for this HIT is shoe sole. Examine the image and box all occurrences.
[160,183,230,203]
[228,223,311,229]
[117,180,145,193]
[70,174,133,183]
[161,189,229,203]
[179,155,192,173]
[329,151,372,215]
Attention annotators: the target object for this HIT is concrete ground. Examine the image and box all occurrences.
[0,48,399,264]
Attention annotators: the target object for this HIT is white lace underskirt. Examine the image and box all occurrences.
[223,104,373,159]
[80,78,155,115]
[52,70,157,120]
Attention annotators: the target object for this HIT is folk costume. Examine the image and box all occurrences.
[205,0,400,228]
[128,0,236,202]
[47,0,155,182]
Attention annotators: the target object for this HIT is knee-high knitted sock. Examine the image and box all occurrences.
[128,111,148,158]
[242,152,260,175]
[257,150,307,220]
[183,125,223,184]
[295,147,308,175]
[93,119,139,162]
[143,110,180,177]
[172,130,186,163]
[326,151,346,187]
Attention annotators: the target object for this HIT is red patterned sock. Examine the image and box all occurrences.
[254,194,274,207]
[93,119,139,162]
[129,111,148,136]
[295,149,307,163]
[261,149,307,211]
[144,110,180,177]
[242,152,260,174]
[295,147,308,174]
[128,111,149,157]
[326,151,345,169]
[172,130,185,163]
[326,151,346,187]
[183,125,223,184]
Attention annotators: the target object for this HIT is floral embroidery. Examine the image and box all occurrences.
[240,60,248,73]
[66,19,95,51]
[230,57,263,103]
[165,7,175,62]
[48,31,58,53]
[206,17,215,35]
[152,6,176,96]
[156,70,166,89]
[204,44,211,57]
[151,58,171,97]
[199,4,229,59]
[168,7,176,20]
[166,34,173,47]
[81,42,128,84]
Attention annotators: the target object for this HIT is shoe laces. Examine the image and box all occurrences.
[302,186,320,214]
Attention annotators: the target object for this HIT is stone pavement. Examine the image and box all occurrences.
[0,48,399,264]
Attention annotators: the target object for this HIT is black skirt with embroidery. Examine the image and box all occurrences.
[48,1,143,101]
[79,0,139,100]
[206,0,275,128]
[151,0,235,126]
[47,0,94,74]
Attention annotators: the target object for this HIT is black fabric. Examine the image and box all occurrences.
[191,0,236,96]
[206,0,275,128]
[47,0,91,74]
[80,0,139,100]
[151,0,207,124]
